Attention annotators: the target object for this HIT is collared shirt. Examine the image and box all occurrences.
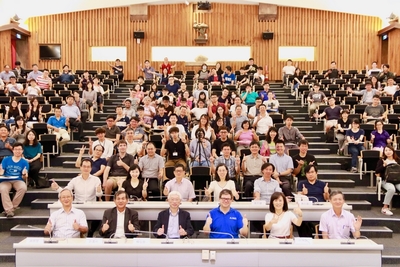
[57,175,102,202]
[208,206,243,239]
[167,209,180,239]
[61,105,81,119]
[243,154,263,176]
[126,140,141,157]
[319,208,356,239]
[50,207,88,238]
[27,70,43,81]
[36,75,52,89]
[253,177,282,203]
[214,156,237,178]
[269,153,294,174]
[278,126,304,144]
[115,209,126,238]
[165,178,196,201]
[123,107,136,118]
[47,116,67,129]
[92,139,114,159]
[0,71,15,82]
[139,154,165,178]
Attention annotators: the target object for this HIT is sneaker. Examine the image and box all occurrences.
[6,211,14,218]
[291,91,296,96]
[350,167,358,173]
[381,208,393,216]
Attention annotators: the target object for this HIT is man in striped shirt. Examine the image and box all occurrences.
[36,69,52,90]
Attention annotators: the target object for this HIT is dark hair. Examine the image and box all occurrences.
[285,115,294,121]
[352,118,360,125]
[215,164,229,181]
[12,142,24,150]
[218,126,228,132]
[373,94,380,99]
[66,95,74,100]
[95,127,106,135]
[241,120,250,129]
[137,106,144,111]
[382,145,400,162]
[62,64,69,69]
[174,164,185,171]
[118,140,127,146]
[15,61,21,66]
[275,140,285,146]
[221,142,232,150]
[81,158,93,167]
[106,115,116,121]
[43,68,49,72]
[162,96,170,102]
[269,192,288,213]
[329,190,344,200]
[126,164,141,181]
[305,164,318,173]
[298,139,309,146]
[266,127,278,143]
[261,162,275,172]
[145,142,156,149]
[169,126,179,134]
[250,140,260,147]
[226,66,232,72]
[383,64,389,69]
[219,189,233,199]
[93,144,104,153]
[24,130,39,147]
[114,190,129,199]
[169,113,178,120]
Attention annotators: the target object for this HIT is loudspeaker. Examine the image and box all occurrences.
[134,31,145,39]
[262,32,274,40]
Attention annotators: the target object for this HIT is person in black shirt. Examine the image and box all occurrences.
[153,105,169,128]
[336,109,351,155]
[212,126,236,158]
[244,58,258,74]
[119,164,148,201]
[109,59,124,81]
[161,126,190,168]
[292,140,317,181]
[324,61,342,79]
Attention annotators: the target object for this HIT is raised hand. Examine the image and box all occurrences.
[204,187,210,196]
[116,157,124,166]
[324,183,329,194]
[79,145,86,155]
[270,214,279,224]
[143,178,149,190]
[296,159,304,166]
[206,213,212,226]
[293,205,303,217]
[128,220,135,232]
[157,225,165,236]
[72,219,80,230]
[179,225,187,236]
[302,184,308,195]
[102,220,109,232]
[96,184,102,193]
[51,179,59,190]
[353,215,362,231]
[88,137,93,146]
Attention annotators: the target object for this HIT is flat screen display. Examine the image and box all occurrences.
[39,44,61,60]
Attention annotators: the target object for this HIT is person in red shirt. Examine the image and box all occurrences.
[160,57,176,74]
[208,68,222,86]
[208,94,227,118]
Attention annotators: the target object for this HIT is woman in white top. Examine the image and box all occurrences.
[205,164,239,202]
[191,114,215,141]
[263,92,279,113]
[93,77,106,113]
[82,82,97,122]
[264,192,302,239]
[26,79,41,98]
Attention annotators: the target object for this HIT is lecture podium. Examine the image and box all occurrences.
[47,201,352,221]
[14,238,383,267]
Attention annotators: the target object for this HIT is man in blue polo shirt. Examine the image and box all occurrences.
[0,142,29,217]
[203,189,248,238]
[47,107,70,147]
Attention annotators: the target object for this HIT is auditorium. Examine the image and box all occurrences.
[0,0,399,266]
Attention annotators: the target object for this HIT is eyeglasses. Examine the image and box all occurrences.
[220,197,232,201]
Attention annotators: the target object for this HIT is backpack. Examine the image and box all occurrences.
[385,163,400,184]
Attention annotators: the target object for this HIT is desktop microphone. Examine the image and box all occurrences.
[133,230,173,244]
[199,230,239,244]
[340,235,355,245]
[29,224,59,243]
[104,233,139,244]
[307,196,320,203]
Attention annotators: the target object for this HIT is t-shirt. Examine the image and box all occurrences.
[327,69,340,79]
[282,66,296,75]
[208,180,236,202]
[107,154,135,177]
[23,143,42,159]
[244,64,258,74]
[371,130,390,148]
[222,73,236,84]
[308,91,326,103]
[292,153,317,181]
[241,92,259,104]
[265,211,297,238]
[324,106,342,120]
[154,114,169,127]
[90,157,107,175]
[103,125,121,139]
[122,179,145,199]
[165,139,186,160]
[208,207,244,238]
[297,179,327,203]
[337,119,350,133]
[345,129,365,141]
[212,138,236,157]
[0,156,29,182]
[166,83,180,94]
[364,105,385,118]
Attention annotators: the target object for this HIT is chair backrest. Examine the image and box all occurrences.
[360,150,380,171]
[39,134,58,154]
[33,123,49,136]
[164,166,175,180]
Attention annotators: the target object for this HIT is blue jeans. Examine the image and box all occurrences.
[191,160,210,167]
[348,143,364,168]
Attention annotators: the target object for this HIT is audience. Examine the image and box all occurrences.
[163,164,196,201]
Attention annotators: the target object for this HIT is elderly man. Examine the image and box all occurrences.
[0,142,29,217]
[269,140,294,197]
[242,141,266,198]
[203,189,248,239]
[319,191,362,239]
[163,164,196,202]
[154,191,194,238]
[27,64,43,81]
[99,190,140,238]
[252,104,273,135]
[44,188,88,238]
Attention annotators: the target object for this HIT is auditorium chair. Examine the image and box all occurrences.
[39,134,58,168]
[88,70,98,77]
[68,84,79,91]
[53,84,65,92]
[380,96,393,106]
[348,70,358,76]
[270,113,283,124]
[100,70,110,77]
[48,96,63,107]
[59,90,72,100]
[40,104,52,116]
[50,69,59,77]
[0,96,10,104]
[358,150,380,187]
[190,166,211,199]
[75,70,85,77]
[33,123,49,136]
[35,96,46,105]
[334,90,347,98]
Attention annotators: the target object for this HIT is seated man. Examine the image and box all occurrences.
[383,77,398,97]
[307,83,327,121]
[153,105,170,128]
[211,126,236,158]
[115,105,130,131]
[99,190,140,238]
[314,97,342,134]
[5,76,23,97]
[241,84,258,105]
[347,81,380,105]
[44,188,88,238]
[230,106,247,132]
[62,95,85,142]
[253,163,282,203]
[252,104,273,135]
[89,128,114,160]
[139,142,164,198]
[248,97,263,120]
[0,142,29,217]
[292,140,317,182]
[161,126,190,168]
[125,128,142,158]
[242,141,265,198]
[47,107,70,147]
[0,125,16,161]
[122,117,146,143]
[36,69,52,91]
[319,190,362,239]
[203,189,248,238]
[0,65,16,84]
[103,115,121,146]
[229,96,248,117]
[323,61,342,79]
[154,191,194,238]
[103,140,135,201]
[58,65,75,84]
[123,99,136,119]
[278,115,305,151]
[269,140,294,197]
[210,143,240,189]
[163,164,195,202]
[362,94,386,123]
[222,66,236,85]
[76,144,107,179]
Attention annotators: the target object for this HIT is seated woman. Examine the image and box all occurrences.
[4,99,23,127]
[336,109,351,155]
[375,145,400,216]
[191,114,215,141]
[10,116,29,143]
[346,118,365,173]
[75,144,107,178]
[23,130,43,188]
[234,120,259,156]
[118,164,148,201]
[205,164,239,202]
[93,77,107,113]
[195,63,210,81]
[260,127,278,158]
[371,120,391,153]
[26,97,43,129]
[263,92,280,113]
[208,68,222,86]
[264,192,303,239]
[211,105,231,132]
[82,82,97,122]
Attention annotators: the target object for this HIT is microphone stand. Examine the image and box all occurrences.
[199,230,239,244]
[44,230,59,244]
[134,230,173,244]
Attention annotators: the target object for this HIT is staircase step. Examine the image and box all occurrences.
[63,160,78,168]
[319,178,355,188]
[345,200,372,210]
[305,148,331,155]
[0,253,15,262]
[31,198,58,209]
[360,226,392,238]
[0,216,48,232]
[10,224,46,237]
[317,162,342,170]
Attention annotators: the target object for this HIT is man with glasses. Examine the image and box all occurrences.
[212,126,236,158]
[139,142,164,199]
[211,143,240,189]
[36,68,52,90]
[163,164,195,202]
[103,115,121,146]
[203,189,248,238]
[88,128,114,160]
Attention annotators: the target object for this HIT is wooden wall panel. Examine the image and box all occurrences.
[0,31,12,69]
[25,4,382,80]
[388,29,400,75]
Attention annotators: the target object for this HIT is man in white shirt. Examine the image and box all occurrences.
[5,76,23,97]
[191,99,208,121]
[366,61,381,77]
[89,127,114,160]
[248,97,262,120]
[123,99,136,118]
[125,128,142,158]
[44,188,88,238]
[163,164,196,202]
[252,104,273,135]
[230,96,248,117]
[282,59,296,86]
[383,77,398,96]
[99,190,140,238]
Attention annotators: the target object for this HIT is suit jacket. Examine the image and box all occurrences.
[153,209,194,238]
[99,207,140,238]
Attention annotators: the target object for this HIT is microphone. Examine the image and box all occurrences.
[356,236,368,239]
[340,236,355,245]
[133,230,173,244]
[199,230,238,244]
[104,233,139,244]
[307,196,319,203]
[44,229,59,244]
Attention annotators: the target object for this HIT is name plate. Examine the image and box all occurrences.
[26,238,44,244]
[86,238,104,244]
[133,238,151,244]
[251,200,266,205]
[294,238,313,245]
[297,201,313,206]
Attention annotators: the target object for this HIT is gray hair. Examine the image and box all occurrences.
[168,191,182,200]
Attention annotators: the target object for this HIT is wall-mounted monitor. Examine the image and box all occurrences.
[39,44,61,60]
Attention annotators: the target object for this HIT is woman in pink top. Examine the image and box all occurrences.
[234,120,259,156]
